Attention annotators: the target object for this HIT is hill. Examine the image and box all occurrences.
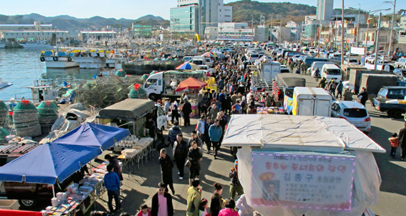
[226,0,316,25]
[0,13,169,30]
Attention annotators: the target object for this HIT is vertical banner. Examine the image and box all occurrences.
[251,151,356,212]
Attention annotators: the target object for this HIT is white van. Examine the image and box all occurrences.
[293,87,332,117]
[192,56,212,67]
[321,64,341,81]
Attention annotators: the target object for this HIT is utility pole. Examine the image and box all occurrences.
[374,12,382,70]
[270,14,273,42]
[385,0,396,57]
[280,16,283,42]
[341,0,344,66]
[357,4,361,46]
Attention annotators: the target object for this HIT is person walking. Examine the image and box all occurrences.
[209,119,223,159]
[183,99,192,127]
[204,118,213,153]
[188,131,203,148]
[188,141,203,185]
[196,115,206,146]
[173,133,188,180]
[137,204,151,216]
[171,100,180,124]
[218,199,239,216]
[398,122,406,161]
[336,81,343,99]
[103,164,122,213]
[167,121,181,147]
[104,154,123,181]
[186,180,202,216]
[159,149,175,195]
[151,182,174,216]
[229,160,244,200]
[209,103,220,121]
[318,77,327,89]
[358,87,368,106]
[210,183,224,216]
[199,198,209,216]
[164,99,171,114]
[389,133,400,159]
[343,87,353,101]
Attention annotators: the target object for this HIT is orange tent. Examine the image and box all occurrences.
[175,77,208,92]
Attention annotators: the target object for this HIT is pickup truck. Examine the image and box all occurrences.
[373,86,406,118]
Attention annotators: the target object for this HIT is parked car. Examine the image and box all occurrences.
[373,86,406,118]
[344,58,359,65]
[331,101,371,133]
[309,61,336,77]
[395,58,406,68]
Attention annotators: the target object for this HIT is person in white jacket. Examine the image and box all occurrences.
[236,194,255,216]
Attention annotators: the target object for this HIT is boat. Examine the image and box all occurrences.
[122,59,183,75]
[0,78,12,91]
[40,50,79,69]
[20,40,52,49]
[105,53,127,70]
[72,50,106,69]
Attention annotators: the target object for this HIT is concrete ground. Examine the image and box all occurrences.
[90,66,406,216]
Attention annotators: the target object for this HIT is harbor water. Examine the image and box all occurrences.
[0,48,98,100]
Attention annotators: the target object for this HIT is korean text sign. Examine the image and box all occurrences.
[251,151,356,211]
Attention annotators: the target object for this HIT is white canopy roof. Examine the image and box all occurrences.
[223,115,385,153]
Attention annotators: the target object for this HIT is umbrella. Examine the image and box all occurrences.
[210,52,218,57]
[175,77,208,92]
[176,62,198,70]
[201,52,213,58]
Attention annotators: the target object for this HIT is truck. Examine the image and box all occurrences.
[359,74,398,96]
[192,56,213,67]
[348,69,392,94]
[292,87,332,117]
[143,70,206,100]
[260,61,281,86]
[275,73,306,114]
[373,86,406,118]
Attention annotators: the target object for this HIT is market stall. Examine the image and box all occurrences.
[222,115,385,216]
[0,123,130,214]
[176,77,208,117]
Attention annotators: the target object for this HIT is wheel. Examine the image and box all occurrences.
[149,93,156,101]
[393,110,403,119]
[19,199,38,208]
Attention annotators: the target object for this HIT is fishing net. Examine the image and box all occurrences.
[128,84,147,99]
[73,74,143,108]
[0,101,8,127]
[13,100,42,137]
[38,101,59,133]
[0,127,8,143]
[116,70,126,77]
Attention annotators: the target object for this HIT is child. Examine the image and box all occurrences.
[199,198,210,216]
[389,133,400,159]
[136,204,151,216]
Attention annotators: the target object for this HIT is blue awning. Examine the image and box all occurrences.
[0,123,130,184]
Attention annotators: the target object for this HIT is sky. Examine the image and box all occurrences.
[0,0,404,20]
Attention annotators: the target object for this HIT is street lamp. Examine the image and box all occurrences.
[384,0,396,57]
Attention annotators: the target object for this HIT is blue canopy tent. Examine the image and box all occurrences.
[52,123,130,151]
[0,123,130,192]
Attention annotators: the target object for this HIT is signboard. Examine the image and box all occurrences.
[350,47,366,55]
[251,151,356,211]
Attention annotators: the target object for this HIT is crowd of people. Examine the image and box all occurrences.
[100,47,266,216]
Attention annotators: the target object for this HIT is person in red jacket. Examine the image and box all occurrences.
[389,132,400,159]
[137,204,151,216]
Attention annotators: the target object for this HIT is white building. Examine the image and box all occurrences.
[316,0,334,21]
[78,31,117,41]
[397,15,406,45]
[0,21,53,31]
[216,22,254,41]
[0,30,68,40]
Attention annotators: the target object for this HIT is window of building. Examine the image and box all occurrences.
[225,15,231,17]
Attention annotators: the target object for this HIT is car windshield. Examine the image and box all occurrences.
[285,88,294,98]
[251,54,259,58]
[326,69,341,75]
[343,108,367,118]
[377,88,388,98]
[349,59,358,62]
[145,79,157,88]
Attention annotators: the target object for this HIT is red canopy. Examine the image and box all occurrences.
[175,77,208,92]
[0,209,42,216]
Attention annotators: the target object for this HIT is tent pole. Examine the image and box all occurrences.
[52,185,55,198]
[133,121,135,135]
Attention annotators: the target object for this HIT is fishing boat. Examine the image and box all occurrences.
[0,78,12,91]
[40,50,79,69]
[72,50,106,69]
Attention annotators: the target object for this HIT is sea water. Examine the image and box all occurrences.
[0,48,98,100]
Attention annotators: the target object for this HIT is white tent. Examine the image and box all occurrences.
[224,115,384,216]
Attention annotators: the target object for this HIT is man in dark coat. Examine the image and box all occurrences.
[159,149,175,194]
[398,122,406,161]
[104,154,123,181]
[167,121,182,147]
[151,182,174,216]
[182,99,192,127]
[358,87,368,106]
[173,134,188,180]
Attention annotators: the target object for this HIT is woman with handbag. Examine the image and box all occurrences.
[188,141,203,186]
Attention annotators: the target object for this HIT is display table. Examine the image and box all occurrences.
[117,137,154,172]
[42,163,110,216]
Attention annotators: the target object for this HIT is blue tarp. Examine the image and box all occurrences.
[53,123,130,151]
[0,123,130,184]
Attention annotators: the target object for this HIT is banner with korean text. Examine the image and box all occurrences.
[251,151,356,212]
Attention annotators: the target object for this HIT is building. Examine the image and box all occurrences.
[398,14,406,45]
[316,0,334,21]
[204,27,218,40]
[331,14,366,25]
[285,21,303,41]
[271,26,295,42]
[170,0,232,35]
[132,24,152,38]
[0,21,53,31]
[170,4,199,33]
[254,26,269,42]
[217,22,253,41]
[359,27,390,49]
[78,31,117,41]
[0,21,69,41]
